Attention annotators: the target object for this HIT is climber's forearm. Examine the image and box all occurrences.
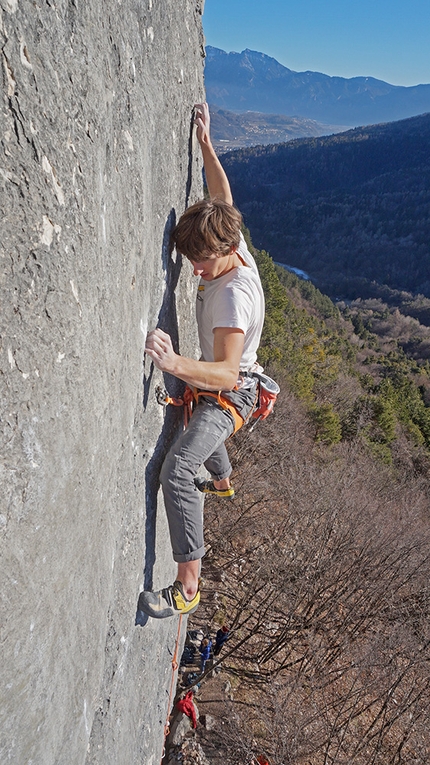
[194,102,233,206]
[145,327,244,391]
[199,139,233,206]
[168,355,238,391]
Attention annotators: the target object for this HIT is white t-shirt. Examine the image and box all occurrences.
[196,233,265,371]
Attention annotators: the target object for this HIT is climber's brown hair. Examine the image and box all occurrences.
[171,198,242,262]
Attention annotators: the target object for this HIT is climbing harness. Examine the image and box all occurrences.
[155,372,279,434]
[155,384,246,434]
[160,613,183,764]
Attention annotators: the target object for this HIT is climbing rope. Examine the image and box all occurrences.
[160,613,183,763]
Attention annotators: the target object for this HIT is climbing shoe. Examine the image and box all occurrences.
[137,580,200,619]
[194,478,235,500]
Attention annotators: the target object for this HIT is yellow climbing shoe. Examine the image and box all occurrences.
[137,580,200,619]
[194,478,235,499]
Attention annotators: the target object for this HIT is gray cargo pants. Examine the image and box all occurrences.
[160,384,257,563]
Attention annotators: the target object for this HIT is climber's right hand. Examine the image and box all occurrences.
[145,328,178,374]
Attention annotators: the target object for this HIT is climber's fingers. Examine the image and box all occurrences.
[194,102,209,123]
[194,102,210,141]
[145,328,176,370]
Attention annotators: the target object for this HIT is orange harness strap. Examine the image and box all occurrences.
[155,384,244,434]
[192,389,244,435]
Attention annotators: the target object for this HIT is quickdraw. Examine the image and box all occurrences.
[155,384,194,428]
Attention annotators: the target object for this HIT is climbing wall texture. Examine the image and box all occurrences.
[0,1,205,762]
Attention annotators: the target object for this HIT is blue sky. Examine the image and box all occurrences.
[203,0,430,86]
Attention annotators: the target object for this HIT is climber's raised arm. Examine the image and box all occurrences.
[194,102,233,206]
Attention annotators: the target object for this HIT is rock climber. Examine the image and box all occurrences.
[138,102,265,619]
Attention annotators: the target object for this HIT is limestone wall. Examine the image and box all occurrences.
[0,1,205,762]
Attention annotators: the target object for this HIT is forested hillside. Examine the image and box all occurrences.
[220,113,430,300]
[250,233,430,460]
[183,235,430,765]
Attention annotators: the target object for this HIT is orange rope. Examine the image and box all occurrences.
[160,613,183,763]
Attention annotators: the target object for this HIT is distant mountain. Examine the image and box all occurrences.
[205,46,430,127]
[209,107,350,151]
[220,113,430,299]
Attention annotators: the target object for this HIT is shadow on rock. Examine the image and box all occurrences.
[137,209,186,627]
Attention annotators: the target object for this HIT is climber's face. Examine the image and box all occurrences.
[189,249,241,281]
[190,254,226,280]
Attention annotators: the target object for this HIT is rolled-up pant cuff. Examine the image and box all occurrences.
[208,466,232,481]
[172,545,206,563]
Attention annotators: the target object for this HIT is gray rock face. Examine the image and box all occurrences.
[0,1,205,763]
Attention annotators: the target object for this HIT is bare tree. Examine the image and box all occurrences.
[189,381,430,764]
